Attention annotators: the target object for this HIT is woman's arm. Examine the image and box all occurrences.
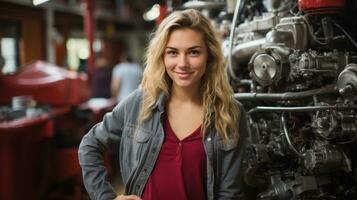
[78,100,126,200]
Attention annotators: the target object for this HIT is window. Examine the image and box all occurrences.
[0,21,20,74]
[66,38,102,72]
[1,37,18,74]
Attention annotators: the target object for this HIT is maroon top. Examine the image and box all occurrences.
[142,117,207,200]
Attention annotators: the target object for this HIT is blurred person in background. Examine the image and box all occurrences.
[111,51,143,102]
[91,53,113,98]
[79,9,250,200]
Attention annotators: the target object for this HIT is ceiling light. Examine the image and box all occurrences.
[143,4,161,21]
[33,0,50,6]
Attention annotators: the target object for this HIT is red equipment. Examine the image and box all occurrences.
[0,60,90,106]
[298,0,346,14]
[0,60,92,200]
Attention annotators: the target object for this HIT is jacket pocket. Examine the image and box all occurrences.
[124,123,152,142]
[134,129,152,143]
[121,123,153,172]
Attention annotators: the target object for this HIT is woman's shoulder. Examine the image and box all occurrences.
[113,89,143,112]
[231,98,248,130]
[232,98,245,113]
[123,88,143,102]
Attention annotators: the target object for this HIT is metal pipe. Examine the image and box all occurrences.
[247,105,357,114]
[234,85,337,101]
[227,0,243,81]
[281,113,302,157]
[232,38,266,63]
[333,21,357,50]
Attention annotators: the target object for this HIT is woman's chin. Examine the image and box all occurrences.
[174,81,194,88]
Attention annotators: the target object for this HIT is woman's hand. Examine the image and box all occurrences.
[114,195,142,200]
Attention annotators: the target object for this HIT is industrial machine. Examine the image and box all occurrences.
[186,0,357,199]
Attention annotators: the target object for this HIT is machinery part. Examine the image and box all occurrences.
[303,145,344,174]
[258,174,296,200]
[263,0,296,12]
[290,50,349,74]
[249,144,271,165]
[298,0,346,14]
[337,63,357,99]
[312,105,338,139]
[266,29,295,48]
[263,0,284,12]
[272,16,309,50]
[232,38,266,64]
[237,12,279,34]
[249,45,291,87]
[251,53,279,86]
[311,106,357,142]
[339,111,357,140]
[182,1,225,9]
[288,50,357,91]
[244,144,270,187]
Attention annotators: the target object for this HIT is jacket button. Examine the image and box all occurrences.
[207,137,212,142]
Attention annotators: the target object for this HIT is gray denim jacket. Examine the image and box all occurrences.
[78,89,250,200]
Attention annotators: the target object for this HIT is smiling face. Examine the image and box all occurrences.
[164,28,208,91]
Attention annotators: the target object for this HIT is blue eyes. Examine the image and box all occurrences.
[166,50,200,57]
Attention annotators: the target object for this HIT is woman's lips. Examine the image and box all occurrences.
[175,71,193,78]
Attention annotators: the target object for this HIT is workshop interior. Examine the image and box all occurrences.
[1,0,357,199]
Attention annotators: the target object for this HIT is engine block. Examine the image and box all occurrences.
[223,0,357,199]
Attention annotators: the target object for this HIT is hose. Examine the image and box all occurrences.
[227,0,243,82]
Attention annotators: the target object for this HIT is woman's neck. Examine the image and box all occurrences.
[170,84,202,104]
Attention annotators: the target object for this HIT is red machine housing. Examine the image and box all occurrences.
[0,60,92,200]
[298,0,346,14]
[0,60,90,106]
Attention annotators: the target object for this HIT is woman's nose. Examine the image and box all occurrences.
[177,54,189,68]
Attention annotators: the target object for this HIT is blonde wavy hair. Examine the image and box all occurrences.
[140,9,240,141]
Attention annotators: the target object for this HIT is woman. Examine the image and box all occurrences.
[79,9,250,200]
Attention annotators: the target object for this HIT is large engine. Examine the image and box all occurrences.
[230,0,357,199]
[187,0,357,199]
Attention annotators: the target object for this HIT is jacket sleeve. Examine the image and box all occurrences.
[78,99,127,200]
[216,103,251,200]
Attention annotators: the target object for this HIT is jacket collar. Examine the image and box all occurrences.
[154,91,168,112]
